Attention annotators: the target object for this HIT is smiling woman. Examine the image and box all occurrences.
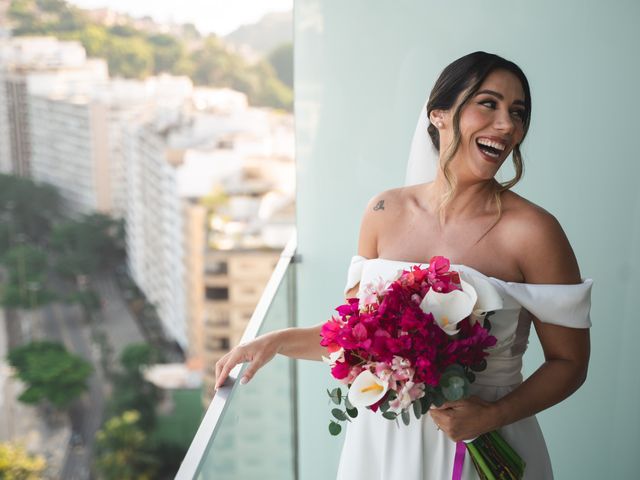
[214,51,592,480]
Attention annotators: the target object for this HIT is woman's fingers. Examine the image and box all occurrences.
[240,354,265,384]
[214,336,280,390]
[215,348,246,389]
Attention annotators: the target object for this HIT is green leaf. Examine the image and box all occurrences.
[484,317,492,332]
[329,421,342,436]
[431,390,445,407]
[332,408,348,421]
[420,396,431,415]
[386,390,398,401]
[470,359,487,372]
[466,371,476,383]
[412,400,422,419]
[401,408,411,426]
[441,374,470,401]
[328,387,342,405]
[346,407,358,418]
[382,411,397,420]
[380,401,390,413]
[344,396,354,410]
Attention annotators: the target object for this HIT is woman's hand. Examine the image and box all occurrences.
[214,331,283,389]
[429,396,500,442]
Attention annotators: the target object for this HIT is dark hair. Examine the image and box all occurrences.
[426,51,532,224]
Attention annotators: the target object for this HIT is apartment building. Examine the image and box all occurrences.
[0,37,90,176]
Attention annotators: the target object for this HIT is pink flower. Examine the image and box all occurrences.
[331,360,351,379]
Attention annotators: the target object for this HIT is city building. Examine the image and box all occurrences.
[124,96,294,371]
[0,37,90,176]
[28,74,192,218]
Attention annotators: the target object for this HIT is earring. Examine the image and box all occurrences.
[436,121,443,128]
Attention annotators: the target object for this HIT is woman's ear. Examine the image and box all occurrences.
[429,110,446,129]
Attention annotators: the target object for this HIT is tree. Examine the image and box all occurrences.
[0,174,63,245]
[1,244,54,308]
[189,36,292,110]
[7,341,93,409]
[108,343,162,430]
[268,42,293,88]
[0,442,46,480]
[95,410,158,480]
[106,35,154,79]
[147,33,187,74]
[51,213,125,279]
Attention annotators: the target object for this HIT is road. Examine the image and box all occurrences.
[39,301,106,480]
[3,272,150,478]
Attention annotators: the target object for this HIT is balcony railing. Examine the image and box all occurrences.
[175,234,298,480]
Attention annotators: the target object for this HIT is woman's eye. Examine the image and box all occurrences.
[479,100,496,108]
[511,110,525,120]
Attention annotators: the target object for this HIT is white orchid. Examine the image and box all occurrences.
[419,274,503,335]
[347,370,389,408]
[462,272,503,326]
[322,347,345,365]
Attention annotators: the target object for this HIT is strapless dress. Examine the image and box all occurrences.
[335,256,593,480]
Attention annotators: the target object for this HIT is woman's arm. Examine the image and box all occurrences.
[430,210,591,441]
[214,325,324,389]
[215,195,381,389]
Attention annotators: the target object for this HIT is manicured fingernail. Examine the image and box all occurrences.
[240,377,248,385]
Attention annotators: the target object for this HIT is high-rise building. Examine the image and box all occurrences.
[124,101,295,370]
[0,37,92,176]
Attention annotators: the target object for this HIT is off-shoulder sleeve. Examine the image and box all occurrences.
[498,279,594,328]
[344,255,368,296]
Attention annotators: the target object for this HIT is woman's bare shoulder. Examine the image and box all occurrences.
[363,186,411,213]
[499,191,581,283]
[357,186,416,258]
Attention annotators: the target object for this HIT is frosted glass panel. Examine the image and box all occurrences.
[194,267,296,480]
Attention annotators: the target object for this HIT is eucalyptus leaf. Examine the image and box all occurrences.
[346,407,358,418]
[382,411,398,420]
[401,409,411,426]
[432,390,445,407]
[470,359,487,372]
[441,374,469,401]
[328,387,342,405]
[484,317,492,332]
[420,396,431,415]
[466,371,476,383]
[332,408,348,421]
[413,400,422,420]
[329,421,342,436]
[345,396,354,410]
[380,401,390,413]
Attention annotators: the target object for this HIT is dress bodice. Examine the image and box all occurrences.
[344,256,593,387]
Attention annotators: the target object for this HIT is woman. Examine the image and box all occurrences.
[215,52,592,479]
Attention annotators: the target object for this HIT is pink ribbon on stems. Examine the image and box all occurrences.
[452,441,466,480]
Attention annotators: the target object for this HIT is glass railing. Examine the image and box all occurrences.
[175,235,298,480]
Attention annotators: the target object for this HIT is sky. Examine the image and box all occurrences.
[68,0,293,36]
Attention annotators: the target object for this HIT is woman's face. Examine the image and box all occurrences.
[439,69,527,182]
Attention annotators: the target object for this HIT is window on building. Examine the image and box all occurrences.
[205,261,228,275]
[206,286,229,300]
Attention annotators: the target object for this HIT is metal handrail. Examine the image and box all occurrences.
[174,232,298,480]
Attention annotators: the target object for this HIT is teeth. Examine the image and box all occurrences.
[477,138,505,151]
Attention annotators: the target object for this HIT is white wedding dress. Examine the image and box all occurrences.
[335,256,593,480]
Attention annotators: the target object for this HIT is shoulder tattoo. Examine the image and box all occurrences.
[373,200,385,211]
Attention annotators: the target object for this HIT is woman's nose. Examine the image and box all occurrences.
[494,109,516,134]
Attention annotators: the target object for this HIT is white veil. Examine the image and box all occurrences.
[404,100,440,186]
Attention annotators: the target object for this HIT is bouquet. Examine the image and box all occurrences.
[320,256,525,480]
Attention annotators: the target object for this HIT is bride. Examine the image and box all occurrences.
[214,52,592,479]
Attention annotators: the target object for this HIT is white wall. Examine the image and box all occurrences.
[295,1,639,478]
